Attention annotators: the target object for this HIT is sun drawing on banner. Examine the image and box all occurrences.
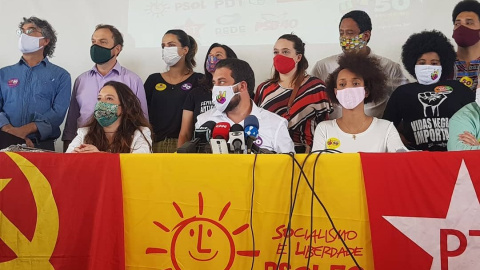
[146,192,260,270]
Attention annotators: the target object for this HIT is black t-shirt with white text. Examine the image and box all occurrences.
[383,80,474,151]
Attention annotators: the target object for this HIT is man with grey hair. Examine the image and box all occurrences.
[62,24,148,151]
[0,16,71,151]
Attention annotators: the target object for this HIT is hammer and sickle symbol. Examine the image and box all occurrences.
[0,152,59,269]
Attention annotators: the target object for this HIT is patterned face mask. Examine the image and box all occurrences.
[340,33,367,52]
[94,101,119,127]
[211,83,240,112]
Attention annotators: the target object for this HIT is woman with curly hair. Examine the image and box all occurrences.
[66,81,153,153]
[383,30,474,151]
[312,53,406,152]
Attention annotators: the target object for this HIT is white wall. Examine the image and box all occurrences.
[0,0,463,151]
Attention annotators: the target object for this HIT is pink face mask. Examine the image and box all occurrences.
[453,25,480,48]
[335,87,365,109]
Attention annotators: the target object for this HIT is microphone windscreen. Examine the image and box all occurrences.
[200,121,216,131]
[195,120,217,142]
[244,115,259,129]
[212,122,231,140]
[230,123,243,132]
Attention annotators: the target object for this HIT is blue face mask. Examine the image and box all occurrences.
[94,101,119,127]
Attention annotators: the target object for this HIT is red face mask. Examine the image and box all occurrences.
[273,54,296,74]
[453,25,480,47]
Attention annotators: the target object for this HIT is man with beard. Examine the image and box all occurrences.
[196,58,294,153]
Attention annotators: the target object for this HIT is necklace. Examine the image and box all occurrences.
[339,117,370,140]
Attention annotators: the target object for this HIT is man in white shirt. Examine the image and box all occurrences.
[196,58,294,153]
[311,10,408,119]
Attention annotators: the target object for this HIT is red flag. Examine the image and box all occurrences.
[0,152,124,270]
[361,151,480,270]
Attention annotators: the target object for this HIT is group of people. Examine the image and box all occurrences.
[2,0,480,154]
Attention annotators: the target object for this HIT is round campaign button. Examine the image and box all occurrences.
[326,137,340,150]
[155,83,167,91]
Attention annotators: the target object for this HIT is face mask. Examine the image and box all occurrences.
[415,65,442,85]
[211,83,240,112]
[94,101,120,127]
[453,25,480,48]
[90,44,115,64]
[340,33,367,52]
[206,55,220,73]
[163,47,182,67]
[18,34,44,54]
[336,87,365,109]
[273,54,296,74]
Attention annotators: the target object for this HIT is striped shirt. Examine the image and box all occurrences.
[454,57,480,90]
[254,76,331,147]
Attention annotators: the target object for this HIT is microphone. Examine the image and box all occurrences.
[210,122,230,154]
[177,121,216,153]
[228,124,245,154]
[212,122,230,139]
[195,121,216,143]
[244,115,259,154]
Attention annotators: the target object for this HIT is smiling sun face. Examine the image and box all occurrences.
[146,192,259,270]
[171,217,234,268]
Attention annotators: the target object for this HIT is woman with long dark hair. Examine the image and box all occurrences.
[254,34,331,153]
[144,29,204,152]
[66,81,152,153]
[177,43,237,147]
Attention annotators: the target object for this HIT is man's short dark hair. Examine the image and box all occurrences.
[19,16,57,58]
[216,58,255,96]
[95,24,124,47]
[340,10,372,33]
[452,0,480,23]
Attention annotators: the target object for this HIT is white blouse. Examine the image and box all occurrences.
[66,127,152,153]
[312,118,407,153]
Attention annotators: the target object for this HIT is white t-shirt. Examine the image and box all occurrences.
[196,102,295,153]
[66,126,152,153]
[312,118,407,153]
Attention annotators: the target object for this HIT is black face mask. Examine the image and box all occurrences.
[90,44,115,64]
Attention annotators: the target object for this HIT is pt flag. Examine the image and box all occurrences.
[0,152,125,270]
[361,151,480,270]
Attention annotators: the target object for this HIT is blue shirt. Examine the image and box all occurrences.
[0,58,71,141]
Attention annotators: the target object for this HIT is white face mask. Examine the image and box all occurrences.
[211,83,240,112]
[415,65,442,85]
[162,47,182,67]
[18,34,44,54]
[336,87,365,109]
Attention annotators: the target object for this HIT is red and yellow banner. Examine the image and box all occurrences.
[6,151,477,269]
[0,152,125,270]
[121,154,372,270]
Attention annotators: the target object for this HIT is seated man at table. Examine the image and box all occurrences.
[196,58,294,153]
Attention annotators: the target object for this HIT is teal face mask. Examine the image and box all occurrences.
[94,101,119,127]
[90,44,115,64]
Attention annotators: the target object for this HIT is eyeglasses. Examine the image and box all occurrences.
[16,28,41,36]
